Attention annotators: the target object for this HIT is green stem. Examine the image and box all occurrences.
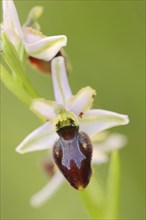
[105,151,120,219]
[79,174,105,219]
[1,32,39,99]
[0,65,33,106]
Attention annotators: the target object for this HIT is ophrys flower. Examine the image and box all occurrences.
[16,56,129,191]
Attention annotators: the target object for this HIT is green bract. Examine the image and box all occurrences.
[0,32,39,105]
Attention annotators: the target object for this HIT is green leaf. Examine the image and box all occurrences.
[105,151,120,219]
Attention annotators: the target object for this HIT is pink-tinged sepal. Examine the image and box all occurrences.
[53,127,92,190]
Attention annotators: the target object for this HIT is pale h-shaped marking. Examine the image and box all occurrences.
[60,134,86,170]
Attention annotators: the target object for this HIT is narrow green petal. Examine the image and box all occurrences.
[67,86,96,116]
[23,6,43,29]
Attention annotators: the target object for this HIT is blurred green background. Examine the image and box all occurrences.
[1,0,145,219]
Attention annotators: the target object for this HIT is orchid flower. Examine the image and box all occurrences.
[2,0,67,61]
[30,132,127,208]
[15,56,129,196]
[16,57,129,154]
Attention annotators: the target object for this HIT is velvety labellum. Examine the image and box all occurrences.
[53,126,92,190]
[28,56,52,73]
[28,51,61,74]
[28,49,71,74]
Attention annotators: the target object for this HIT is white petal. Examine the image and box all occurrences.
[92,133,127,164]
[31,98,56,120]
[23,27,67,61]
[91,131,109,143]
[16,122,58,154]
[51,56,72,104]
[2,0,23,47]
[30,172,64,208]
[66,86,96,116]
[23,27,43,43]
[80,109,129,136]
[94,133,128,152]
[92,149,108,164]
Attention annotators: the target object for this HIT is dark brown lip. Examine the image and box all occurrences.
[52,127,93,190]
